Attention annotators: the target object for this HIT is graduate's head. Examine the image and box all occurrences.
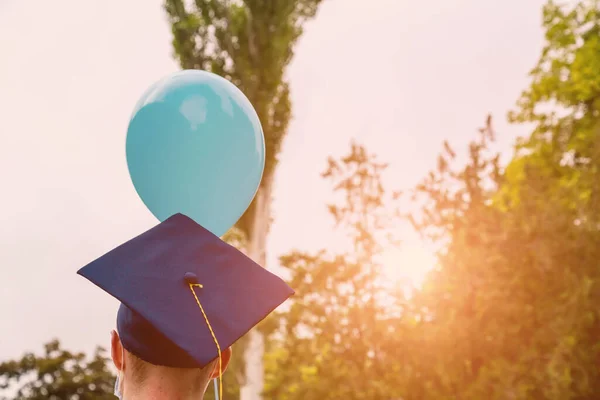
[78,213,293,399]
[110,328,232,398]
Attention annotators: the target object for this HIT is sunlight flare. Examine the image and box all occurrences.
[380,243,436,289]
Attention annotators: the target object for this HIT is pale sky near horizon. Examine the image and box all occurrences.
[0,0,546,360]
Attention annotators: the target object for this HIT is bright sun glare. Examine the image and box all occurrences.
[380,244,436,289]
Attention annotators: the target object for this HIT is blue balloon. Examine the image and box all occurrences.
[126,70,265,236]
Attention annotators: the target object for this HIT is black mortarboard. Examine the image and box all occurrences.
[77,213,293,369]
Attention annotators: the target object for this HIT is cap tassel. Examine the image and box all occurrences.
[188,282,223,400]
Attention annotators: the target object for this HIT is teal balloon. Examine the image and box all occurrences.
[126,70,265,236]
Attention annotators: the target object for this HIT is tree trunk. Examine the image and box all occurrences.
[240,174,273,400]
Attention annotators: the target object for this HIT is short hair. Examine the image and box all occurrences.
[126,350,215,393]
[127,351,150,384]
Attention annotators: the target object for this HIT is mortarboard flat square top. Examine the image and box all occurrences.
[78,213,294,368]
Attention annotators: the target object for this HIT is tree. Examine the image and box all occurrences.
[264,143,411,400]
[163,1,325,399]
[409,116,600,399]
[406,117,504,399]
[266,109,600,398]
[0,340,114,400]
[402,1,600,396]
[501,1,600,396]
[507,0,600,231]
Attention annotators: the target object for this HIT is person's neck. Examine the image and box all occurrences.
[124,376,206,400]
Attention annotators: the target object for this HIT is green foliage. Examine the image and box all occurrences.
[509,0,600,159]
[266,112,599,399]
[264,143,407,400]
[264,1,600,399]
[0,340,114,400]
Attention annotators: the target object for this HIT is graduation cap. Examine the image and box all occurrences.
[77,213,293,396]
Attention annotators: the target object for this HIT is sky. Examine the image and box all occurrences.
[0,0,546,360]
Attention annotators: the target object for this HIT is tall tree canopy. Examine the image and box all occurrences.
[164,1,325,398]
